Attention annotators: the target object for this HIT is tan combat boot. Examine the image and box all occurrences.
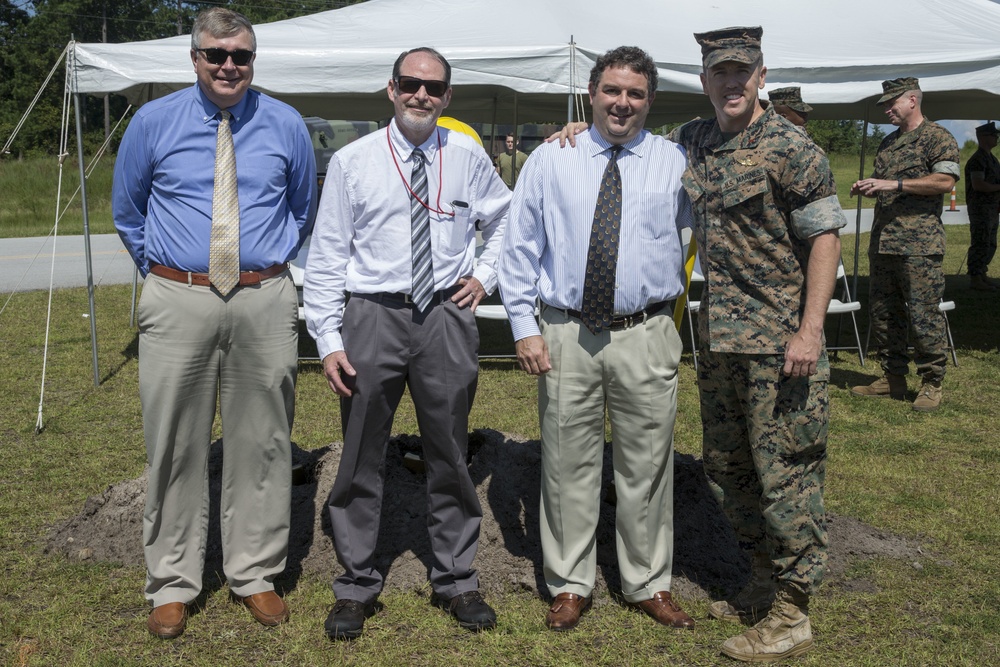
[709,554,774,623]
[912,381,942,412]
[720,585,813,663]
[850,372,906,400]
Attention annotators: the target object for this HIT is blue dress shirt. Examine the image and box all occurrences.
[113,84,316,276]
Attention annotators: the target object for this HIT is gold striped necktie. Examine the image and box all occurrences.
[209,109,240,296]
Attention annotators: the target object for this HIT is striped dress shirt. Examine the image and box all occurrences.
[498,127,692,342]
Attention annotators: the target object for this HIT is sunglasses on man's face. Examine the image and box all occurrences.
[395,76,449,98]
[195,47,255,66]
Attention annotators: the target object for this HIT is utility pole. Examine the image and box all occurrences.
[177,0,183,36]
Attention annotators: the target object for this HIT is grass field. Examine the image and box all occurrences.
[0,142,978,239]
[1,225,997,666]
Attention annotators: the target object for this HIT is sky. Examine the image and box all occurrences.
[940,120,980,147]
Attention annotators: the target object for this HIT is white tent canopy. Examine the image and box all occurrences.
[68,0,1000,124]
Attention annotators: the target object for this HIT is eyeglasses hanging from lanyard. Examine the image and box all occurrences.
[387,127,456,217]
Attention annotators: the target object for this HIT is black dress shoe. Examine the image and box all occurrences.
[434,590,497,631]
[324,599,375,640]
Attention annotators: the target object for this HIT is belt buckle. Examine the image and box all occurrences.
[403,293,413,304]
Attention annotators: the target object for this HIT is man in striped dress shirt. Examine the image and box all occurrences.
[498,46,694,632]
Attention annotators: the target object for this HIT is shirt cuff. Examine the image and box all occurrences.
[509,315,541,342]
[791,194,848,239]
[932,161,960,178]
[315,331,345,361]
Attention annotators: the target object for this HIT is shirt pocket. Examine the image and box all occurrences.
[437,206,473,255]
[638,187,677,241]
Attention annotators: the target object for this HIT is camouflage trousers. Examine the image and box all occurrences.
[868,252,947,382]
[967,204,999,276]
[698,350,828,596]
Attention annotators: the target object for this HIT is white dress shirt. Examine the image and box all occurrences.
[304,119,510,358]
[498,127,692,342]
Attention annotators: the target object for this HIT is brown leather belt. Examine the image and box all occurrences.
[149,263,288,288]
[561,300,669,331]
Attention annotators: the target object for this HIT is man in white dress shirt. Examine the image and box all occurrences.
[498,46,694,632]
[303,47,509,640]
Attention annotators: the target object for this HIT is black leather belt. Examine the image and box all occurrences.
[351,285,462,308]
[561,300,669,331]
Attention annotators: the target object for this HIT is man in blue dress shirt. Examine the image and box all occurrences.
[498,46,694,632]
[112,7,315,639]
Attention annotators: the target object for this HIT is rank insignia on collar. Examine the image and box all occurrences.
[735,156,758,167]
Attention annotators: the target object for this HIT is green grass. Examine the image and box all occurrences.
[1,224,998,665]
[0,139,982,238]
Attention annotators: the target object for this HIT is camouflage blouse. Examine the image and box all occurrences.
[870,119,960,256]
[669,105,846,354]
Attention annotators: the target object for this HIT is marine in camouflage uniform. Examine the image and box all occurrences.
[669,26,846,663]
[964,122,1000,289]
[767,86,812,128]
[850,78,959,412]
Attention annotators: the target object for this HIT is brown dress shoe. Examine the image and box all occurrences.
[635,591,695,629]
[147,602,187,639]
[237,591,290,626]
[545,592,592,631]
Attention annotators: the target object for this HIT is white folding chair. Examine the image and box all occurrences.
[939,300,958,366]
[827,261,865,365]
[863,298,958,367]
[288,240,320,360]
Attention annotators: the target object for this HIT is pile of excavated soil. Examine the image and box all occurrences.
[45,430,926,600]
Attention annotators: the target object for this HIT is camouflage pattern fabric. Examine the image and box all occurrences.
[964,148,1000,275]
[868,253,948,381]
[697,349,829,595]
[669,105,846,354]
[670,105,842,594]
[867,119,957,380]
[869,119,960,257]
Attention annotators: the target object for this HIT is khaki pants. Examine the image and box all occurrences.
[138,272,297,606]
[538,305,681,602]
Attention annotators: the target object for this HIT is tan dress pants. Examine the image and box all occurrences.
[538,305,681,602]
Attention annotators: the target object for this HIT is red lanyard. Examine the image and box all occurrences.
[387,127,455,217]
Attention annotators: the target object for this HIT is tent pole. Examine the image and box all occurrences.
[75,92,100,386]
[489,94,499,159]
[567,35,575,123]
[853,118,869,299]
[511,92,519,188]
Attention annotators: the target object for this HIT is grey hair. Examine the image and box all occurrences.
[191,8,256,52]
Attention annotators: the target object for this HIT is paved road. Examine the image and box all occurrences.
[1,206,971,293]
[2,233,139,293]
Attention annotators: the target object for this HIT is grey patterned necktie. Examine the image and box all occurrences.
[580,144,623,334]
[208,110,240,296]
[410,148,434,311]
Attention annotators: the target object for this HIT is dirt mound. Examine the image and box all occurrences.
[45,430,924,600]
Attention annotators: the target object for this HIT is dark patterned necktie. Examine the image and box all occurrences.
[579,145,623,334]
[410,148,434,311]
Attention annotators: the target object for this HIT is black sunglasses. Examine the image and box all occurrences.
[195,47,255,66]
[395,76,448,98]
